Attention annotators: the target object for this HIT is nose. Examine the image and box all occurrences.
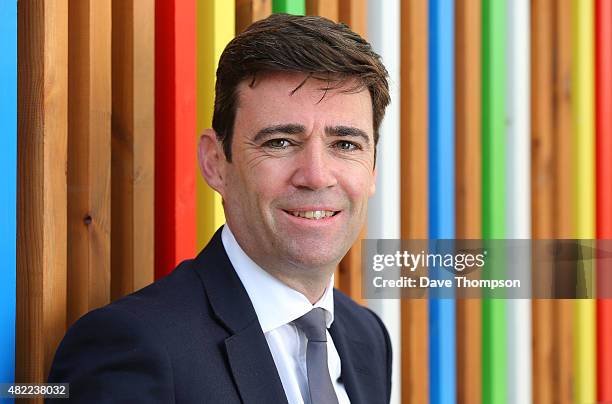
[290,141,338,190]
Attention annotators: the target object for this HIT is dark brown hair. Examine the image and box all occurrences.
[212,13,390,161]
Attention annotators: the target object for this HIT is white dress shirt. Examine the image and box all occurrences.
[221,225,351,404]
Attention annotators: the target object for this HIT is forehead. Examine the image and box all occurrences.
[234,72,374,133]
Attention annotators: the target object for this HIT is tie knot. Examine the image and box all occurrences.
[293,308,328,342]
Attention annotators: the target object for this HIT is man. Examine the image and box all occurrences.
[49,14,391,404]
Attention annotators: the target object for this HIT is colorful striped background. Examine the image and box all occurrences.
[10,1,612,403]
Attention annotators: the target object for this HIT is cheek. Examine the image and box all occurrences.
[340,169,375,204]
[237,162,286,206]
[255,153,298,178]
[222,167,253,210]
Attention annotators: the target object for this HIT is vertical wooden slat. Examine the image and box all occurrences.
[236,0,272,34]
[531,1,555,402]
[571,0,596,402]
[429,1,456,403]
[552,1,574,402]
[335,0,367,303]
[338,0,367,38]
[196,0,233,249]
[155,0,197,278]
[112,0,155,299]
[0,0,17,385]
[17,0,68,384]
[455,0,481,403]
[554,0,574,242]
[67,0,112,327]
[401,0,429,402]
[596,0,612,401]
[305,0,339,20]
[532,0,555,238]
[481,0,507,402]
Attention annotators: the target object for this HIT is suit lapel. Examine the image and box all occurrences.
[225,321,289,404]
[194,228,288,404]
[329,322,372,404]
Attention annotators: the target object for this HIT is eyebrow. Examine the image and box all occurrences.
[325,125,370,146]
[252,123,371,146]
[253,124,305,142]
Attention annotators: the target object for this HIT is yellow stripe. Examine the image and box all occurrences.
[572,0,596,402]
[196,0,235,248]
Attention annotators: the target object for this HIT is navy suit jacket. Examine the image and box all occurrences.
[48,228,392,403]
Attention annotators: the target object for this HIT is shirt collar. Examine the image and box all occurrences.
[221,224,335,333]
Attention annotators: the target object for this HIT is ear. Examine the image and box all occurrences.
[369,166,377,197]
[198,129,226,197]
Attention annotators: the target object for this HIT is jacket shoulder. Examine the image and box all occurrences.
[48,302,175,403]
[107,259,206,326]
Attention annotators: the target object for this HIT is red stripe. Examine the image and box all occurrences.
[155,0,196,279]
[596,0,612,400]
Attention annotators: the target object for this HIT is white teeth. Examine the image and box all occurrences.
[289,210,336,220]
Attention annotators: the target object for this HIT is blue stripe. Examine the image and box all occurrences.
[0,1,17,400]
[428,0,456,403]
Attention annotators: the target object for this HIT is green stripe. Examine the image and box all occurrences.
[272,0,305,15]
[482,0,507,403]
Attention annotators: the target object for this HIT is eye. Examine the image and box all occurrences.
[263,138,291,149]
[334,140,360,151]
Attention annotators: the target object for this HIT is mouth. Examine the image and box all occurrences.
[282,209,340,220]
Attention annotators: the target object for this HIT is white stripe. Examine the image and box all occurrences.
[366,1,401,403]
[506,1,532,403]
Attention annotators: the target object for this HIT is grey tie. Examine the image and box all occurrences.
[293,308,340,404]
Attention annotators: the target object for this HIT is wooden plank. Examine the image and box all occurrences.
[596,0,612,401]
[532,0,555,239]
[338,0,366,38]
[67,0,111,327]
[530,1,555,402]
[16,0,68,384]
[366,1,401,403]
[236,0,272,34]
[305,0,339,21]
[155,0,197,278]
[552,1,574,402]
[481,0,507,403]
[428,1,456,403]
[0,0,17,385]
[334,0,368,304]
[400,0,429,403]
[272,0,305,14]
[554,0,574,241]
[196,0,233,249]
[571,0,596,402]
[111,0,155,299]
[455,0,481,402]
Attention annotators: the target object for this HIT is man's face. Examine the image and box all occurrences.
[207,72,376,274]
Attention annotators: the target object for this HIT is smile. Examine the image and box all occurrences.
[283,210,339,220]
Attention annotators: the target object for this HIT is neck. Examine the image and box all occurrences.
[266,268,333,304]
[224,223,336,304]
